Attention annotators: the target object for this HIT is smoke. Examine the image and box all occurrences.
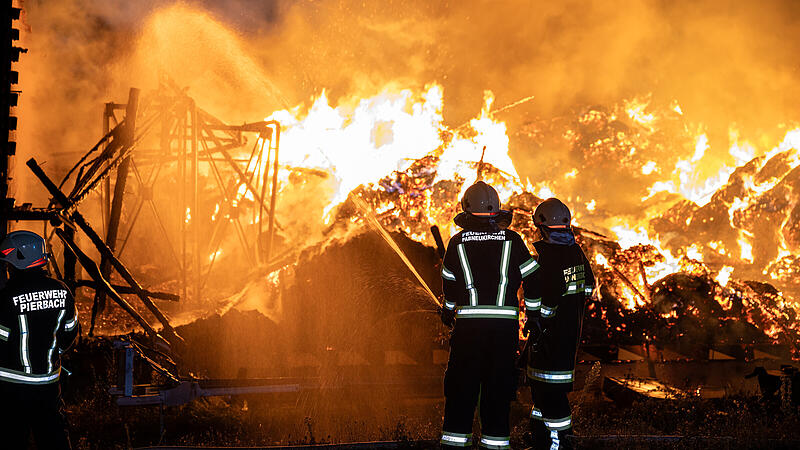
[13,0,800,247]
[255,0,800,133]
[17,0,800,184]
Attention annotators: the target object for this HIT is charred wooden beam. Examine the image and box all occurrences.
[64,88,141,209]
[66,124,125,201]
[68,146,132,210]
[54,227,163,343]
[90,157,131,334]
[26,157,183,347]
[76,280,179,301]
[91,89,139,336]
[62,227,78,291]
[4,208,59,221]
[610,264,649,304]
[55,128,115,190]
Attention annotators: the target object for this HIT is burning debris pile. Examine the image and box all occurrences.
[339,172,800,356]
[514,97,697,219]
[652,130,800,294]
[53,81,799,362]
[307,92,800,357]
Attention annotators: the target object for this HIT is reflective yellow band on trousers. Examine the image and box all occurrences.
[455,306,518,319]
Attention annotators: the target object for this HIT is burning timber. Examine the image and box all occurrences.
[12,80,796,362]
[53,143,799,376]
[0,73,791,442]
[337,154,800,358]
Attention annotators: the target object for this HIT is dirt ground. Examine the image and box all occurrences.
[62,371,800,449]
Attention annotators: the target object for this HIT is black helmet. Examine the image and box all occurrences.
[533,198,572,230]
[461,181,501,216]
[0,230,48,270]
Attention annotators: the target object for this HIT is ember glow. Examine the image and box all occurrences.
[234,79,800,350]
[266,84,520,223]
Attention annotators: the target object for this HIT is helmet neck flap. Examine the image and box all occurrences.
[454,210,513,232]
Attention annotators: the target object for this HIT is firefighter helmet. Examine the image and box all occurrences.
[533,198,572,229]
[461,181,501,216]
[0,230,48,270]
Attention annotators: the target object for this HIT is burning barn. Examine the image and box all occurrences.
[2,0,800,447]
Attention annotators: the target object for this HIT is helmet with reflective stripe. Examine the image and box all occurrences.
[533,198,572,230]
[0,230,48,270]
[461,181,501,216]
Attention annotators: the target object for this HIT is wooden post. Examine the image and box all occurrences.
[27,157,183,346]
[91,88,138,335]
[62,227,77,291]
[54,228,163,343]
[90,156,130,336]
[76,280,179,301]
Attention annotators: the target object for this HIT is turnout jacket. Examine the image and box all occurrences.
[0,269,78,385]
[525,240,594,389]
[441,229,538,322]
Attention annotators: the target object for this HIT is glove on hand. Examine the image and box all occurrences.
[523,316,542,341]
[440,307,456,328]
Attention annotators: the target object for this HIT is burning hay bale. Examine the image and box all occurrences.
[652,137,800,297]
[329,152,800,358]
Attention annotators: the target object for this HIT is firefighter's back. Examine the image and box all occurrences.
[0,271,77,382]
[443,228,529,321]
[439,181,531,450]
[0,230,77,450]
[530,240,593,372]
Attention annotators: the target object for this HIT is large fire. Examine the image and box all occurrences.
[265,84,520,226]
[18,0,800,355]
[243,83,800,352]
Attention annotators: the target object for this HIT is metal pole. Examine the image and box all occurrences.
[259,138,271,263]
[266,125,280,260]
[179,105,187,302]
[191,101,199,303]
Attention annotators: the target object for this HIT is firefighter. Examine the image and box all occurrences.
[523,198,594,450]
[439,181,538,449]
[0,230,78,449]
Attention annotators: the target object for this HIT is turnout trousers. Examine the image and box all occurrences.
[0,381,72,450]
[529,381,572,450]
[441,321,518,449]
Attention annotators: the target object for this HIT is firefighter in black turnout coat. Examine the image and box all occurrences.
[524,199,594,450]
[0,230,78,449]
[439,181,537,449]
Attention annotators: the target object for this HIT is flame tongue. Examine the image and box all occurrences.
[255,83,800,353]
[267,84,521,223]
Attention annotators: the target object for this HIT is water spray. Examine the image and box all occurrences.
[350,195,442,309]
